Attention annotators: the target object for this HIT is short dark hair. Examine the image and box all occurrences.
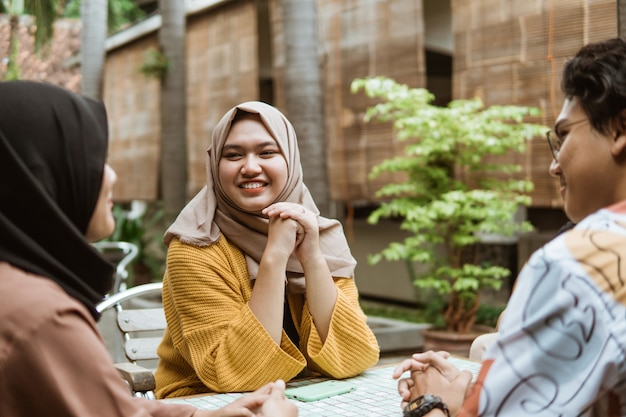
[561,38,626,135]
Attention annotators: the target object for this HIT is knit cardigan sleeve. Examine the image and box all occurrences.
[157,237,305,396]
[155,236,379,397]
[289,278,380,378]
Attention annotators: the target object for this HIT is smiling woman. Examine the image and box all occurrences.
[0,81,296,417]
[154,101,380,398]
[217,112,288,213]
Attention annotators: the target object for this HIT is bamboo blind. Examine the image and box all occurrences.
[453,0,617,208]
[309,0,618,206]
[185,1,259,196]
[103,1,259,201]
[101,0,618,206]
[311,0,426,203]
[104,36,161,202]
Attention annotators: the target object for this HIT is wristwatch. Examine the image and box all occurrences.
[403,394,450,417]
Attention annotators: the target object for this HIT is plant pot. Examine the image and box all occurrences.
[421,325,495,358]
[367,316,432,353]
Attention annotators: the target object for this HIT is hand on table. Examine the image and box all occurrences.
[195,380,298,417]
[258,379,298,417]
[392,351,472,416]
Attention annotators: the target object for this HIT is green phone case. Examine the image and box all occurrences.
[284,380,356,402]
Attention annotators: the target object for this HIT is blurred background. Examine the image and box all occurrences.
[1,0,622,309]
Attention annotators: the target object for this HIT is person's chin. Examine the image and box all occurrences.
[237,200,268,213]
[564,205,585,224]
[563,200,575,223]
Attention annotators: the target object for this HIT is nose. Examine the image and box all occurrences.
[103,164,117,187]
[241,156,262,176]
[548,158,560,178]
[106,164,118,185]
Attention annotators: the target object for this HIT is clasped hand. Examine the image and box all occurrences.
[263,203,319,259]
[392,351,472,416]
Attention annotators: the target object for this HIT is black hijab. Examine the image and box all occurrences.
[0,81,114,320]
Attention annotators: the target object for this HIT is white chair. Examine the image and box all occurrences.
[93,241,139,294]
[97,282,164,399]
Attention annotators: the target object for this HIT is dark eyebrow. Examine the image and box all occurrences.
[221,141,278,152]
[554,119,585,134]
[255,141,279,149]
[221,144,241,152]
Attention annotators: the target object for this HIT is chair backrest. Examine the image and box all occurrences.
[93,241,139,294]
[97,282,164,368]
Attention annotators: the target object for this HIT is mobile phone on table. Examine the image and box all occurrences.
[284,380,356,402]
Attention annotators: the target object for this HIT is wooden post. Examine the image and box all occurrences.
[619,0,626,39]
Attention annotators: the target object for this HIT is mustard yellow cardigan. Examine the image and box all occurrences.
[154,236,380,398]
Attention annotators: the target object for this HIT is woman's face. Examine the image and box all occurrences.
[218,114,288,212]
[86,164,117,242]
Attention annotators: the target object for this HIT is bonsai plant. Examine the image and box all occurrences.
[351,76,547,335]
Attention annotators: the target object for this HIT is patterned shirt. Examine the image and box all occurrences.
[460,201,626,416]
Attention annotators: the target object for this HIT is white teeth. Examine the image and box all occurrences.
[240,182,264,189]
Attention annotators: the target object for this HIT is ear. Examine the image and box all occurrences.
[610,108,626,158]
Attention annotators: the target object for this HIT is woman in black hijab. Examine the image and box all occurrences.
[0,81,297,417]
[0,80,115,317]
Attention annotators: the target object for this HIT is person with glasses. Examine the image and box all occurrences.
[393,37,626,417]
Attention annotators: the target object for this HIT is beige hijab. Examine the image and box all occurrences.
[164,101,356,289]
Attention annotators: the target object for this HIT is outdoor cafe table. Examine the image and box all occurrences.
[161,356,481,417]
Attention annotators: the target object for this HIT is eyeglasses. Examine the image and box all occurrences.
[545,119,589,160]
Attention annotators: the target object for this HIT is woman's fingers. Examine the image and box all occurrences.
[263,202,306,218]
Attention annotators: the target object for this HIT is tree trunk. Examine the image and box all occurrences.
[444,291,479,334]
[4,14,20,80]
[280,0,330,216]
[617,0,626,39]
[158,0,187,222]
[4,0,57,81]
[80,0,108,99]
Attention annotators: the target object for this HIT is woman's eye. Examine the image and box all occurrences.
[261,149,279,157]
[223,152,242,160]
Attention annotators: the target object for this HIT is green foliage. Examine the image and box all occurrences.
[63,0,146,33]
[352,76,547,333]
[106,201,167,283]
[4,35,20,80]
[360,299,431,323]
[2,0,56,52]
[1,0,145,80]
[139,47,169,80]
[106,0,145,32]
[25,0,56,51]
[360,298,504,328]
[475,303,506,328]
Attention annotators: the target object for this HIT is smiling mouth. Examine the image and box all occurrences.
[239,182,266,189]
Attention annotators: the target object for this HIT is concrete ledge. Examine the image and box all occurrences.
[367,316,431,353]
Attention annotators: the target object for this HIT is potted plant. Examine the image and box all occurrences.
[351,77,546,353]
